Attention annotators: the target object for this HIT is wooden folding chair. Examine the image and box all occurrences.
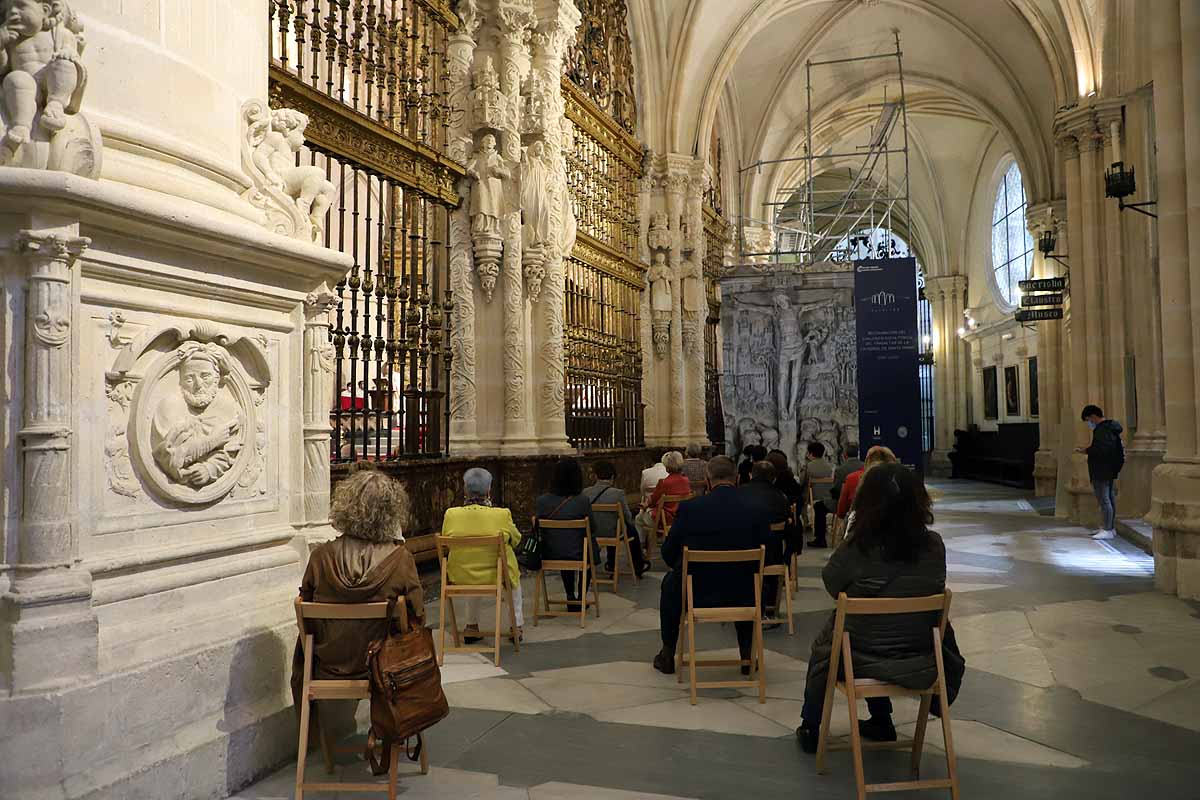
[532,518,601,627]
[689,479,707,497]
[816,591,959,800]
[675,545,767,704]
[592,502,639,592]
[294,598,428,800]
[762,521,794,635]
[435,534,520,667]
[788,502,800,596]
[650,492,693,558]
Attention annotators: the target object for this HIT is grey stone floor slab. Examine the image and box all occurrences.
[235,480,1200,800]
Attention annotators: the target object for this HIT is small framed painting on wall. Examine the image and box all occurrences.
[983,365,999,420]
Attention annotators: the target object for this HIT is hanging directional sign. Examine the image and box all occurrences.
[1015,308,1064,322]
[1021,292,1064,307]
[1018,277,1067,292]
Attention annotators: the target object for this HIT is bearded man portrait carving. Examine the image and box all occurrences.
[151,344,244,489]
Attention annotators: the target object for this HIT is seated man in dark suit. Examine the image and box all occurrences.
[740,459,791,617]
[653,455,770,675]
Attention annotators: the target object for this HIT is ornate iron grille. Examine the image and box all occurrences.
[562,78,644,450]
[269,0,463,461]
[703,206,729,449]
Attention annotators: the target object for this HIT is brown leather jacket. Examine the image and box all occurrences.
[290,536,424,709]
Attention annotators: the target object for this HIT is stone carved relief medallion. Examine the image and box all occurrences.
[107,322,271,505]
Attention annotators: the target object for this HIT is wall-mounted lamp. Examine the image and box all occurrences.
[956,326,967,338]
[1105,161,1158,219]
[918,334,935,365]
[1037,228,1071,276]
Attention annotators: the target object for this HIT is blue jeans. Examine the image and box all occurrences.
[1091,479,1116,530]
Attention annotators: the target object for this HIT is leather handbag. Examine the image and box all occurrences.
[364,598,448,775]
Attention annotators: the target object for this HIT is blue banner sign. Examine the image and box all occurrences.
[854,257,924,471]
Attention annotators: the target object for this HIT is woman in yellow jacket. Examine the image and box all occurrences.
[441,467,524,642]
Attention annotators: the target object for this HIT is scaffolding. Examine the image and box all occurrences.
[735,31,911,265]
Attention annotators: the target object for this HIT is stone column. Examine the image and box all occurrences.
[498,5,537,453]
[665,167,688,445]
[1097,102,1130,421]
[530,0,581,453]
[301,284,338,531]
[925,274,965,474]
[1122,93,1167,516]
[1026,203,1062,496]
[447,14,481,452]
[0,228,98,694]
[1147,0,1200,598]
[638,169,659,442]
[683,164,709,446]
[1053,125,1094,523]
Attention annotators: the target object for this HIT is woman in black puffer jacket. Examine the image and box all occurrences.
[796,463,965,753]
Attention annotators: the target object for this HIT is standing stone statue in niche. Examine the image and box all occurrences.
[466,133,509,300]
[521,140,551,250]
[152,343,245,489]
[648,251,673,315]
[0,0,99,175]
[680,257,704,315]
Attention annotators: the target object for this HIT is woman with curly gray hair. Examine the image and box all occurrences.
[290,468,423,710]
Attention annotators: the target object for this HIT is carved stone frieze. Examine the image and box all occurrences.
[0,0,101,177]
[106,322,271,505]
[721,273,857,464]
[267,72,464,207]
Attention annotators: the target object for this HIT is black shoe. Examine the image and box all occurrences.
[741,664,751,676]
[653,650,676,675]
[807,539,827,549]
[796,723,819,754]
[463,625,483,644]
[858,716,897,742]
[634,560,650,579]
[762,618,782,631]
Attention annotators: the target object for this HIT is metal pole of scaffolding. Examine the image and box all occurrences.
[896,30,911,250]
[805,58,814,264]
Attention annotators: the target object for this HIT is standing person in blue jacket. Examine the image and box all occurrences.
[1075,404,1125,541]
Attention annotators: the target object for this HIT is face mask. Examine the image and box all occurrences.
[1087,420,1098,430]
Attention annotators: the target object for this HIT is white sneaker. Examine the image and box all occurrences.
[1091,529,1116,540]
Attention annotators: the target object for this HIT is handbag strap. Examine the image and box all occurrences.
[366,728,392,776]
[539,495,574,525]
[385,597,410,635]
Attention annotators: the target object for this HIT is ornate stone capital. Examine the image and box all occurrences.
[1025,202,1057,235]
[304,281,340,319]
[16,231,90,265]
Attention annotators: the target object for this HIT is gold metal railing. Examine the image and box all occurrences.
[268,0,464,461]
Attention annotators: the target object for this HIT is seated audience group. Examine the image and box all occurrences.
[294,440,963,763]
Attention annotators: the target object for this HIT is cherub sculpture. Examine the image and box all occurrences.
[242,101,336,242]
[0,0,87,165]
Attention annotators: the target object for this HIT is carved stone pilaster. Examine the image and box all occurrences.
[1,229,98,694]
[302,284,338,527]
